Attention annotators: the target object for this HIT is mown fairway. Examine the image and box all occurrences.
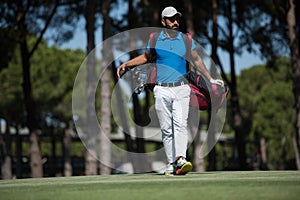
[0,171,299,200]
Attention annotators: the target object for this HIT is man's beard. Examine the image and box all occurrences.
[166,24,179,31]
[165,24,179,36]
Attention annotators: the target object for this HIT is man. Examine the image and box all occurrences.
[117,6,223,175]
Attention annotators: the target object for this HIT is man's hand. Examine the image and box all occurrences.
[210,78,224,87]
[117,53,149,78]
[117,63,128,78]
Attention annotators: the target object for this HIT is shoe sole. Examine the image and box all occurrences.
[175,162,192,175]
[165,173,174,177]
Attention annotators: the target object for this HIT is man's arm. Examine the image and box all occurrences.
[191,49,212,80]
[117,51,150,77]
[191,49,224,86]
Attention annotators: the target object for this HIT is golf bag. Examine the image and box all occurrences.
[185,70,229,110]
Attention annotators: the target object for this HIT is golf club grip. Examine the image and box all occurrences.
[119,68,128,78]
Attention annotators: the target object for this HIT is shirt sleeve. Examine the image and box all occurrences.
[146,40,151,52]
[191,38,196,51]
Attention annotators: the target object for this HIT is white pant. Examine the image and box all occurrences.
[154,84,191,164]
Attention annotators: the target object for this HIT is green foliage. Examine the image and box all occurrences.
[0,28,17,71]
[238,57,295,168]
[0,36,85,125]
[0,46,23,121]
[30,40,85,121]
[253,82,294,139]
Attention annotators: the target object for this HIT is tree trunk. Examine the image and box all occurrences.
[190,109,205,172]
[142,0,160,27]
[29,131,43,178]
[207,0,220,171]
[183,0,206,172]
[63,126,72,176]
[1,119,12,179]
[50,128,57,176]
[207,112,217,171]
[15,125,22,178]
[111,62,136,170]
[99,0,112,175]
[211,0,218,78]
[130,35,149,172]
[280,135,287,169]
[292,135,300,169]
[227,0,246,170]
[132,92,151,173]
[111,66,134,153]
[128,0,152,173]
[84,0,99,176]
[1,120,12,179]
[287,0,300,170]
[17,2,43,178]
[259,137,268,170]
[1,156,12,180]
[184,0,195,35]
[99,63,112,175]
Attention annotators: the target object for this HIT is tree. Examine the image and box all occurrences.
[237,0,300,170]
[254,81,294,169]
[31,43,85,176]
[84,0,98,176]
[239,58,295,169]
[0,0,82,177]
[0,40,23,179]
[206,0,218,171]
[0,35,85,178]
[14,0,59,178]
[182,0,206,172]
[112,0,156,173]
[100,0,112,175]
[286,0,300,170]
[206,0,248,170]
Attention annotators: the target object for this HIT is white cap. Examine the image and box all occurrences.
[161,6,182,18]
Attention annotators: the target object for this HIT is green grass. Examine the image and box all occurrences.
[0,171,299,200]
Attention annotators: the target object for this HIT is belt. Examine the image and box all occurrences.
[156,81,188,87]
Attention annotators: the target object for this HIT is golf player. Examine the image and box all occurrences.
[117,6,223,175]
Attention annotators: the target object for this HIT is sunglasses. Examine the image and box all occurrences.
[164,16,180,23]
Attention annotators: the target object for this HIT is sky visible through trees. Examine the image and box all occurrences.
[47,15,265,75]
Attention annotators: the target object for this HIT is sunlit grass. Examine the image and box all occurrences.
[0,171,299,200]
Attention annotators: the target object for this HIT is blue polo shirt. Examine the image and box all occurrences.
[147,31,196,83]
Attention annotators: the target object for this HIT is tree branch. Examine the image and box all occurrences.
[218,23,229,39]
[28,0,59,58]
[216,54,232,88]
